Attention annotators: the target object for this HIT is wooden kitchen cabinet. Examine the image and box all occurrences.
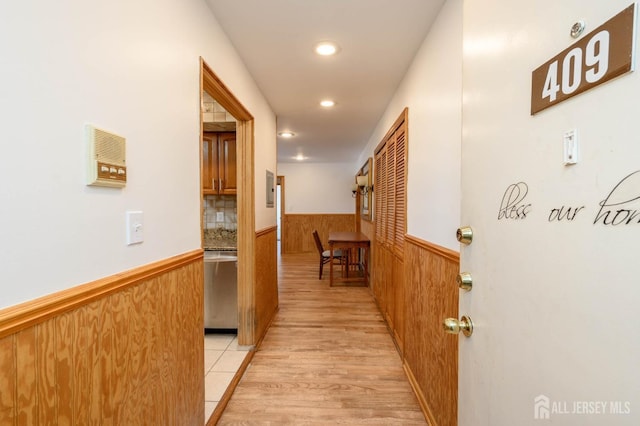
[203,132,236,195]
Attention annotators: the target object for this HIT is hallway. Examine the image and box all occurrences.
[216,251,426,424]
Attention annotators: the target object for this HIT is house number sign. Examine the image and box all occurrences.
[531,3,636,115]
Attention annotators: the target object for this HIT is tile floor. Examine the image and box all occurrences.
[203,333,251,423]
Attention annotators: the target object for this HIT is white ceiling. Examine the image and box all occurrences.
[205,0,445,163]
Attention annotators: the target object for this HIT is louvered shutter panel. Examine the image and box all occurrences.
[375,152,384,240]
[385,136,396,248]
[379,147,388,244]
[394,124,406,256]
[374,112,408,259]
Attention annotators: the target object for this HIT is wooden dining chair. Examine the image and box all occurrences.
[312,230,345,280]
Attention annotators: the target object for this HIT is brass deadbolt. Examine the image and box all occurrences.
[457,272,473,291]
[456,226,473,245]
[443,316,474,337]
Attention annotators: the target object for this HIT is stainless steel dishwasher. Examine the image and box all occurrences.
[203,250,238,331]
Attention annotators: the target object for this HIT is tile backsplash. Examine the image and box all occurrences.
[204,195,237,230]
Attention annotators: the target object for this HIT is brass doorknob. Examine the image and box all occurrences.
[456,226,473,245]
[443,316,474,337]
[457,272,473,291]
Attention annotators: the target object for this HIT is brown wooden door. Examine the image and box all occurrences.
[218,132,237,194]
[202,133,218,194]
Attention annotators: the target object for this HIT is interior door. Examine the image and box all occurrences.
[460,1,640,425]
[219,132,237,194]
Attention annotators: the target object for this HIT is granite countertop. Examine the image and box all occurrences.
[204,228,237,251]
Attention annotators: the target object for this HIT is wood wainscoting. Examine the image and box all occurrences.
[0,250,204,425]
[254,226,279,344]
[403,235,459,426]
[282,214,355,254]
[371,240,406,353]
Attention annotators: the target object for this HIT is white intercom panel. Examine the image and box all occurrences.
[86,124,127,188]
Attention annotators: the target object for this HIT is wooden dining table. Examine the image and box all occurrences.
[328,231,371,287]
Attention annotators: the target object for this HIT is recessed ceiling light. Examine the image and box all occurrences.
[320,100,335,108]
[315,42,339,56]
[294,154,306,161]
[278,131,295,138]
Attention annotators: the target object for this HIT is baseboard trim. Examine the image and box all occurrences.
[404,362,438,426]
[0,249,203,339]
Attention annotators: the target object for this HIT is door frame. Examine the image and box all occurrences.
[277,175,285,252]
[200,58,256,345]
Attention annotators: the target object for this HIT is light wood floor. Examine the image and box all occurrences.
[218,251,427,424]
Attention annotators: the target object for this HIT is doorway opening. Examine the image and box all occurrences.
[200,58,256,346]
[276,175,284,254]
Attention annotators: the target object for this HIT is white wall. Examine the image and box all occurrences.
[277,162,357,214]
[356,0,462,250]
[0,0,275,309]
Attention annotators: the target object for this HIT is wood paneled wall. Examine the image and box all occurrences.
[403,235,459,426]
[282,214,355,254]
[254,226,279,344]
[359,219,374,243]
[0,251,204,425]
[372,243,405,351]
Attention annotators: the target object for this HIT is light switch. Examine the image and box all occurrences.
[216,212,224,222]
[126,211,144,245]
[563,129,578,165]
